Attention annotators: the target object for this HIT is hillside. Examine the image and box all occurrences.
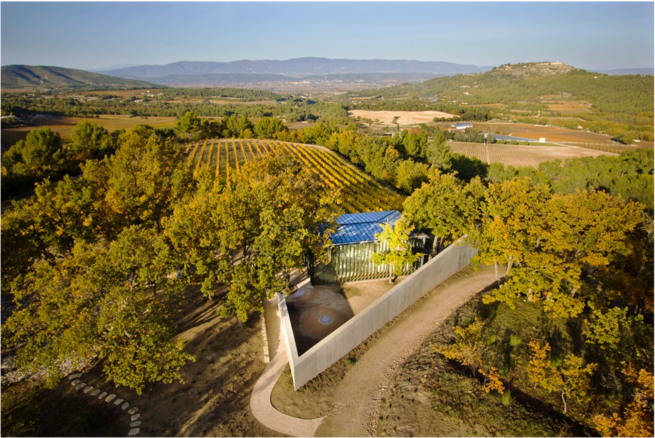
[185,138,404,213]
[354,62,654,115]
[100,57,491,79]
[1,65,160,90]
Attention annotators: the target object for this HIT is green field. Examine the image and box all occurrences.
[185,138,404,214]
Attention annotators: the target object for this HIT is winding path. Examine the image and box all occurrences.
[250,307,325,437]
[250,265,497,437]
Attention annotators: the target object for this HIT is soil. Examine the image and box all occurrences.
[349,110,457,125]
[449,141,615,168]
[377,293,587,437]
[26,284,281,437]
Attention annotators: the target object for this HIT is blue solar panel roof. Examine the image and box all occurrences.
[331,210,402,245]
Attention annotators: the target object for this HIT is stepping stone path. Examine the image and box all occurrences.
[66,372,142,436]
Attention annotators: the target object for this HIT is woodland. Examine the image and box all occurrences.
[1,61,653,437]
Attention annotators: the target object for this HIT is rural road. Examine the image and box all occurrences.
[250,265,497,437]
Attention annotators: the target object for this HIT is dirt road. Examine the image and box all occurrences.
[314,266,497,436]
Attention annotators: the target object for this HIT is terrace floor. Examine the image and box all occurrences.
[285,278,398,355]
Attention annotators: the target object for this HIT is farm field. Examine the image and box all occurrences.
[449,141,616,168]
[349,110,456,125]
[185,138,404,213]
[1,114,177,148]
[474,122,619,144]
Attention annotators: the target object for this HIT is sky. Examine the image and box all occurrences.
[1,1,653,71]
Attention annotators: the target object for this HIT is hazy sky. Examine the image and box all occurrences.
[1,1,653,71]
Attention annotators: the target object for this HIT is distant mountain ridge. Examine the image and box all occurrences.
[1,65,160,90]
[596,68,654,76]
[99,57,493,79]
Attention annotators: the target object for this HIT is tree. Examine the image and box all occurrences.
[394,159,429,194]
[176,111,201,137]
[403,171,484,255]
[2,226,195,394]
[254,117,288,139]
[527,341,597,414]
[594,363,654,437]
[434,317,486,374]
[69,119,114,161]
[472,179,644,318]
[426,129,452,171]
[164,155,339,321]
[1,127,67,197]
[371,217,421,283]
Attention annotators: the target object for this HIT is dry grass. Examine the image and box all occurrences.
[1,115,177,147]
[450,141,615,168]
[349,110,457,126]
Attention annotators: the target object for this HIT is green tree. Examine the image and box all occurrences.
[371,217,421,283]
[3,226,194,394]
[403,171,485,255]
[164,155,339,321]
[176,111,201,137]
[69,119,114,161]
[253,117,288,139]
[426,129,452,171]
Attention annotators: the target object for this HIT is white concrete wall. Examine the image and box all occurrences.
[278,241,478,390]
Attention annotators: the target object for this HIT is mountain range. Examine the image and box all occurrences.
[98,57,492,79]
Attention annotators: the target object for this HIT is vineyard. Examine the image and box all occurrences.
[184,138,405,213]
[449,141,615,168]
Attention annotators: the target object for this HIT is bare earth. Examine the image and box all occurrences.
[349,110,456,125]
[449,141,616,168]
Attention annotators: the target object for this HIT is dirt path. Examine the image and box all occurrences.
[250,307,326,437]
[314,265,497,437]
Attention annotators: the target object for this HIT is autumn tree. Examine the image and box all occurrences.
[371,217,421,283]
[527,341,597,414]
[594,363,654,437]
[472,179,644,318]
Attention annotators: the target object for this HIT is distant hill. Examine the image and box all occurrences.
[1,65,160,90]
[354,61,654,115]
[99,57,492,80]
[146,71,441,87]
[597,68,654,76]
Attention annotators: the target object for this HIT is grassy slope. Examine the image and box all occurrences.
[355,63,654,116]
[1,65,161,90]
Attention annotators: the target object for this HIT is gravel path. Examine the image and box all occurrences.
[250,295,325,437]
[315,266,497,437]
